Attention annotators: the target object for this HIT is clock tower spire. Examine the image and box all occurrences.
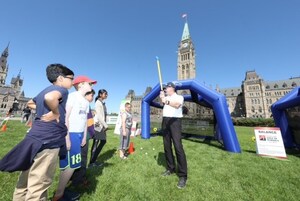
[177,21,196,80]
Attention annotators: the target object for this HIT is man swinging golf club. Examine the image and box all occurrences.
[159,82,188,189]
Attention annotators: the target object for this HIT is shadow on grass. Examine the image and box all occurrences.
[244,148,300,158]
[184,137,225,151]
[243,150,257,154]
[154,152,166,168]
[83,148,116,195]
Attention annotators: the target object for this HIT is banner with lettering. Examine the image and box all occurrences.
[254,127,287,159]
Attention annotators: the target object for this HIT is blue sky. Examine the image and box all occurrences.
[0,0,299,113]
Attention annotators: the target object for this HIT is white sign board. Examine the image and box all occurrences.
[254,127,287,159]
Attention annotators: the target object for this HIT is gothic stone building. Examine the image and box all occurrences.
[0,45,31,115]
[220,70,300,118]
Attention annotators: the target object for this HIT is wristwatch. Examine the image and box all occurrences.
[166,100,170,105]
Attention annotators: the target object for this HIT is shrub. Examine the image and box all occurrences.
[232,118,275,127]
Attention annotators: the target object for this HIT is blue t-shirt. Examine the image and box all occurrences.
[28,85,69,146]
[0,85,69,172]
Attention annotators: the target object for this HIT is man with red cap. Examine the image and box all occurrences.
[53,75,97,201]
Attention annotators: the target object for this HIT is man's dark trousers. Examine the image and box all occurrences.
[162,117,187,179]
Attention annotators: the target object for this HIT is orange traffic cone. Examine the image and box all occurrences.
[128,142,135,154]
[27,121,32,127]
[1,124,7,132]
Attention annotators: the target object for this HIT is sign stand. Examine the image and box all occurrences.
[254,127,287,159]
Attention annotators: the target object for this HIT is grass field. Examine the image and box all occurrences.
[1,121,300,201]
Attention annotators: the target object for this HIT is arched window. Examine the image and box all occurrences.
[255,99,257,104]
[266,85,270,89]
[251,106,255,113]
[259,106,262,113]
[257,99,260,104]
[266,99,269,104]
[292,82,297,87]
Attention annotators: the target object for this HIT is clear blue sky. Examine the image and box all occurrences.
[0,0,299,113]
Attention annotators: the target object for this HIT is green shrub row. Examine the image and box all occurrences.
[232,118,275,127]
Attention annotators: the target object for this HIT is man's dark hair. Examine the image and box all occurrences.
[46,64,74,83]
[85,89,95,96]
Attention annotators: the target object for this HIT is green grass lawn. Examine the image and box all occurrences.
[1,121,300,201]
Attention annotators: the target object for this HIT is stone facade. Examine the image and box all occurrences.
[177,22,196,80]
[0,44,31,115]
[220,70,300,118]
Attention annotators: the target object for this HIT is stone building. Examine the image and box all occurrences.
[0,44,31,115]
[220,70,300,118]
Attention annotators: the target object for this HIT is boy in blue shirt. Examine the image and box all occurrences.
[0,64,74,201]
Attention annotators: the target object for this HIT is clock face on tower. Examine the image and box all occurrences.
[183,43,188,48]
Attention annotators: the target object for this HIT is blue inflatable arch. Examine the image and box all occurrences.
[271,87,300,147]
[141,79,241,153]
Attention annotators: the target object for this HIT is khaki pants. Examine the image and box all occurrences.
[13,148,59,201]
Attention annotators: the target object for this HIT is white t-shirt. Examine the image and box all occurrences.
[163,93,184,118]
[66,91,89,132]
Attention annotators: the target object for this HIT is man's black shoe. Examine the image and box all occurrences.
[161,170,174,176]
[177,177,187,189]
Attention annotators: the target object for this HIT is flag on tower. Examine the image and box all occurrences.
[182,13,187,18]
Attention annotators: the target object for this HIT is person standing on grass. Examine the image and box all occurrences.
[90,89,109,167]
[159,82,188,189]
[21,106,31,123]
[71,89,95,189]
[0,64,74,201]
[53,75,97,201]
[119,102,133,159]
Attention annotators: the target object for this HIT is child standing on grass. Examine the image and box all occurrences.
[70,89,95,189]
[90,89,109,167]
[53,76,96,201]
[119,102,133,159]
[0,64,74,201]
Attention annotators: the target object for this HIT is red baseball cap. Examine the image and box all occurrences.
[73,75,97,85]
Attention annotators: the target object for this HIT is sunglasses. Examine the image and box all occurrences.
[63,76,74,81]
